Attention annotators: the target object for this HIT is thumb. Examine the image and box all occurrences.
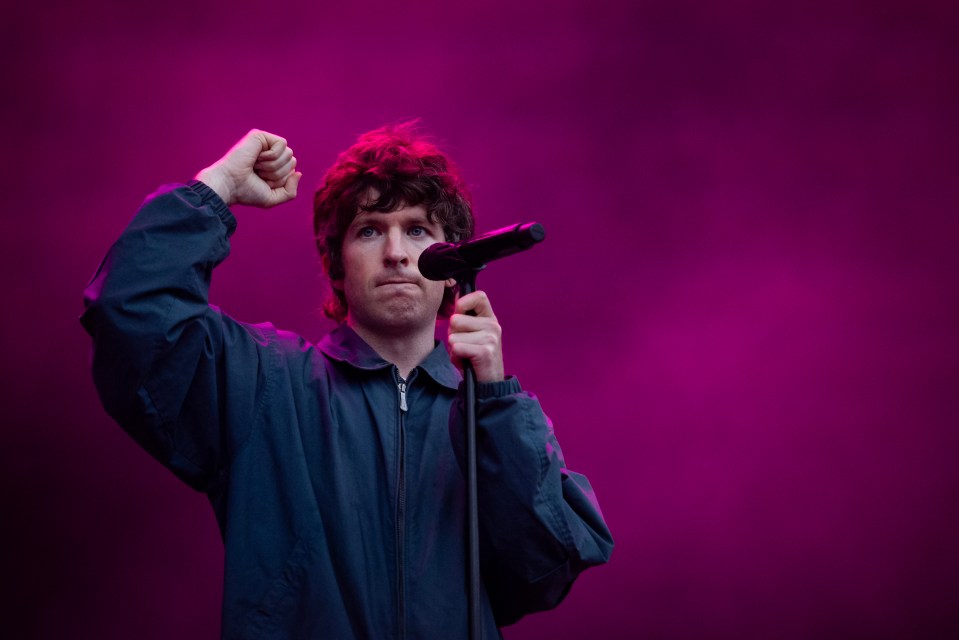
[284,171,302,198]
[266,171,302,207]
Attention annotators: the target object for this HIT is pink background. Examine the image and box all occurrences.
[4,1,958,638]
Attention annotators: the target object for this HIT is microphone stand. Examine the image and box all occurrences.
[458,267,483,640]
[418,222,545,640]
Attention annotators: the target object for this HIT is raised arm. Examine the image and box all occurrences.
[80,131,301,492]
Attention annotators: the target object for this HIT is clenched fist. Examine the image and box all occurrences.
[447,290,505,383]
[195,130,302,208]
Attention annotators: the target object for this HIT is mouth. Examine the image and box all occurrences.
[376,279,419,287]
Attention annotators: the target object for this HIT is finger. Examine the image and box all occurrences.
[265,165,300,191]
[449,341,503,380]
[450,341,490,358]
[256,132,289,161]
[255,147,294,172]
[454,290,495,318]
[260,171,301,208]
[449,340,492,362]
[448,326,499,346]
[448,313,499,334]
[273,155,298,179]
[245,129,278,153]
[259,156,297,184]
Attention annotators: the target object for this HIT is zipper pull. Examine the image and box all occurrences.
[398,381,408,412]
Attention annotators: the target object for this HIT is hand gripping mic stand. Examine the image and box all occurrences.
[417,223,545,640]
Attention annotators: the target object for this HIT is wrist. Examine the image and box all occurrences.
[472,376,522,399]
[195,166,235,206]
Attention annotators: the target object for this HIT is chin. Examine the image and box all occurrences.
[368,305,434,333]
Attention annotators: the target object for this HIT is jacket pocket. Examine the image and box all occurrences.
[239,533,313,639]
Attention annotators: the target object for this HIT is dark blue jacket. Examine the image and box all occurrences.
[81,182,613,639]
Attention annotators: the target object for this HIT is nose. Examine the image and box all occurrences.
[383,228,410,267]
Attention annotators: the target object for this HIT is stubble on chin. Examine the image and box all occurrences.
[355,296,428,336]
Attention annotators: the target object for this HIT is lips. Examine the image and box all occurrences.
[376,278,419,287]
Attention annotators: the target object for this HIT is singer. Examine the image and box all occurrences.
[81,123,613,639]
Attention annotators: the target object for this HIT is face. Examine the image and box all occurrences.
[337,204,450,338]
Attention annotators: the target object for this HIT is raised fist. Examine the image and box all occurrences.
[195,130,302,209]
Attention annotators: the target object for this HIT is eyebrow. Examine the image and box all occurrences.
[350,212,438,230]
[348,213,383,230]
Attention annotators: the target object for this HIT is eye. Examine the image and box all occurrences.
[359,226,377,238]
[409,226,428,238]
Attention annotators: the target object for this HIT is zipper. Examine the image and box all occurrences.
[393,366,409,640]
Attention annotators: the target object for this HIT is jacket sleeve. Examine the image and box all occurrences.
[80,181,267,494]
[450,377,614,627]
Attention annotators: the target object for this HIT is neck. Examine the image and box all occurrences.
[347,320,436,379]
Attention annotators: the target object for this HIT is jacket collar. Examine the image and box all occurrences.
[319,324,461,391]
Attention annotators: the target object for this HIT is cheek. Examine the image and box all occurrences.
[341,245,372,276]
[428,280,448,301]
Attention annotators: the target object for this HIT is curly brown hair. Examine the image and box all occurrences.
[313,121,475,322]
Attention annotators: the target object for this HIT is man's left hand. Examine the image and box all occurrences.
[448,291,505,383]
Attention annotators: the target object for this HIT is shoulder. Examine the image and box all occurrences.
[235,320,321,359]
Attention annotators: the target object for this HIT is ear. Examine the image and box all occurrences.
[445,278,457,289]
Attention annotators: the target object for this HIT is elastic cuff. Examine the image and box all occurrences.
[475,375,522,399]
[188,180,237,236]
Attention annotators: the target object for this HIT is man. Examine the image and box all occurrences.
[82,124,613,639]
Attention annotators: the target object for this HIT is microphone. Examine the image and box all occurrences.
[418,222,546,281]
